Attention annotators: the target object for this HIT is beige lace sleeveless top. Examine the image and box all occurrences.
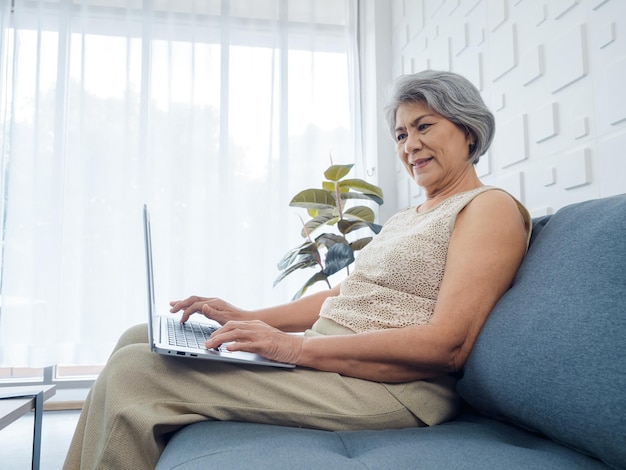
[319,186,531,333]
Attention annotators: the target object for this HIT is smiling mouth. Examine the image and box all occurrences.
[410,157,434,169]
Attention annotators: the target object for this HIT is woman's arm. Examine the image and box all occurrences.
[208,191,529,381]
[170,284,340,332]
[253,285,341,332]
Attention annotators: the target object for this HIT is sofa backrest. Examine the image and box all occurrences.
[457,194,626,469]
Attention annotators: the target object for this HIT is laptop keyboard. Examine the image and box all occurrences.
[167,318,218,348]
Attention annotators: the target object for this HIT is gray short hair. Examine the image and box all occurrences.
[384,70,495,164]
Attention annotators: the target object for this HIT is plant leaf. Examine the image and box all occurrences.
[292,271,328,300]
[324,164,354,182]
[344,206,375,223]
[276,242,317,270]
[290,189,336,210]
[338,220,383,235]
[323,243,355,276]
[323,180,349,194]
[300,211,339,238]
[340,191,384,206]
[350,237,373,251]
[315,233,346,249]
[274,256,318,287]
[369,223,383,234]
[338,179,384,200]
[321,181,334,192]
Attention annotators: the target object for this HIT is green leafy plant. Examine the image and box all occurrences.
[274,163,384,300]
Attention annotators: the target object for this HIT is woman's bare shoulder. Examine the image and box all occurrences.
[468,189,528,225]
[456,188,530,239]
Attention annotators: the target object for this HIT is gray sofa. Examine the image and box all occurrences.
[157,194,626,470]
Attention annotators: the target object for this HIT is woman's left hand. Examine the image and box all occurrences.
[206,320,304,365]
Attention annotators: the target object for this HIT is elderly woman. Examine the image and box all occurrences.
[64,70,531,469]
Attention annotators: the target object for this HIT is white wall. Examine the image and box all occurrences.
[368,0,626,218]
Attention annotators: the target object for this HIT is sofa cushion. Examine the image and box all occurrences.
[156,412,607,469]
[457,194,626,469]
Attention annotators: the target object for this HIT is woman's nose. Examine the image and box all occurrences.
[404,132,421,154]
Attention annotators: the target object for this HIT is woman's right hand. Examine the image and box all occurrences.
[169,296,247,325]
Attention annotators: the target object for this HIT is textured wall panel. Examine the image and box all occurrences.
[605,58,626,125]
[452,23,470,56]
[424,0,445,19]
[598,132,626,196]
[468,22,486,47]
[487,0,508,31]
[412,52,430,74]
[521,45,544,86]
[531,102,559,143]
[406,0,425,37]
[560,148,592,190]
[402,54,412,75]
[494,92,506,111]
[543,166,557,187]
[490,22,517,80]
[447,0,462,16]
[548,24,588,93]
[429,33,451,71]
[384,0,626,213]
[475,150,491,178]
[529,206,555,217]
[533,3,547,26]
[551,0,580,19]
[591,0,610,10]
[574,117,590,139]
[463,0,483,16]
[455,52,483,91]
[597,21,616,48]
[496,171,524,201]
[496,114,528,168]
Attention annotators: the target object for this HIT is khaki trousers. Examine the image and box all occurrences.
[63,324,425,470]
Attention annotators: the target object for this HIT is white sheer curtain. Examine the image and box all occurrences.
[0,0,360,367]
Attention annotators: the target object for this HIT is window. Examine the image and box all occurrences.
[0,0,359,376]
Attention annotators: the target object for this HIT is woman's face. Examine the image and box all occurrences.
[394,101,474,196]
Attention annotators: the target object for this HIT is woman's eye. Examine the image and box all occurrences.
[396,133,407,142]
[417,123,431,131]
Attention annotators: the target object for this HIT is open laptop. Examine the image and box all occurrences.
[143,204,295,368]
